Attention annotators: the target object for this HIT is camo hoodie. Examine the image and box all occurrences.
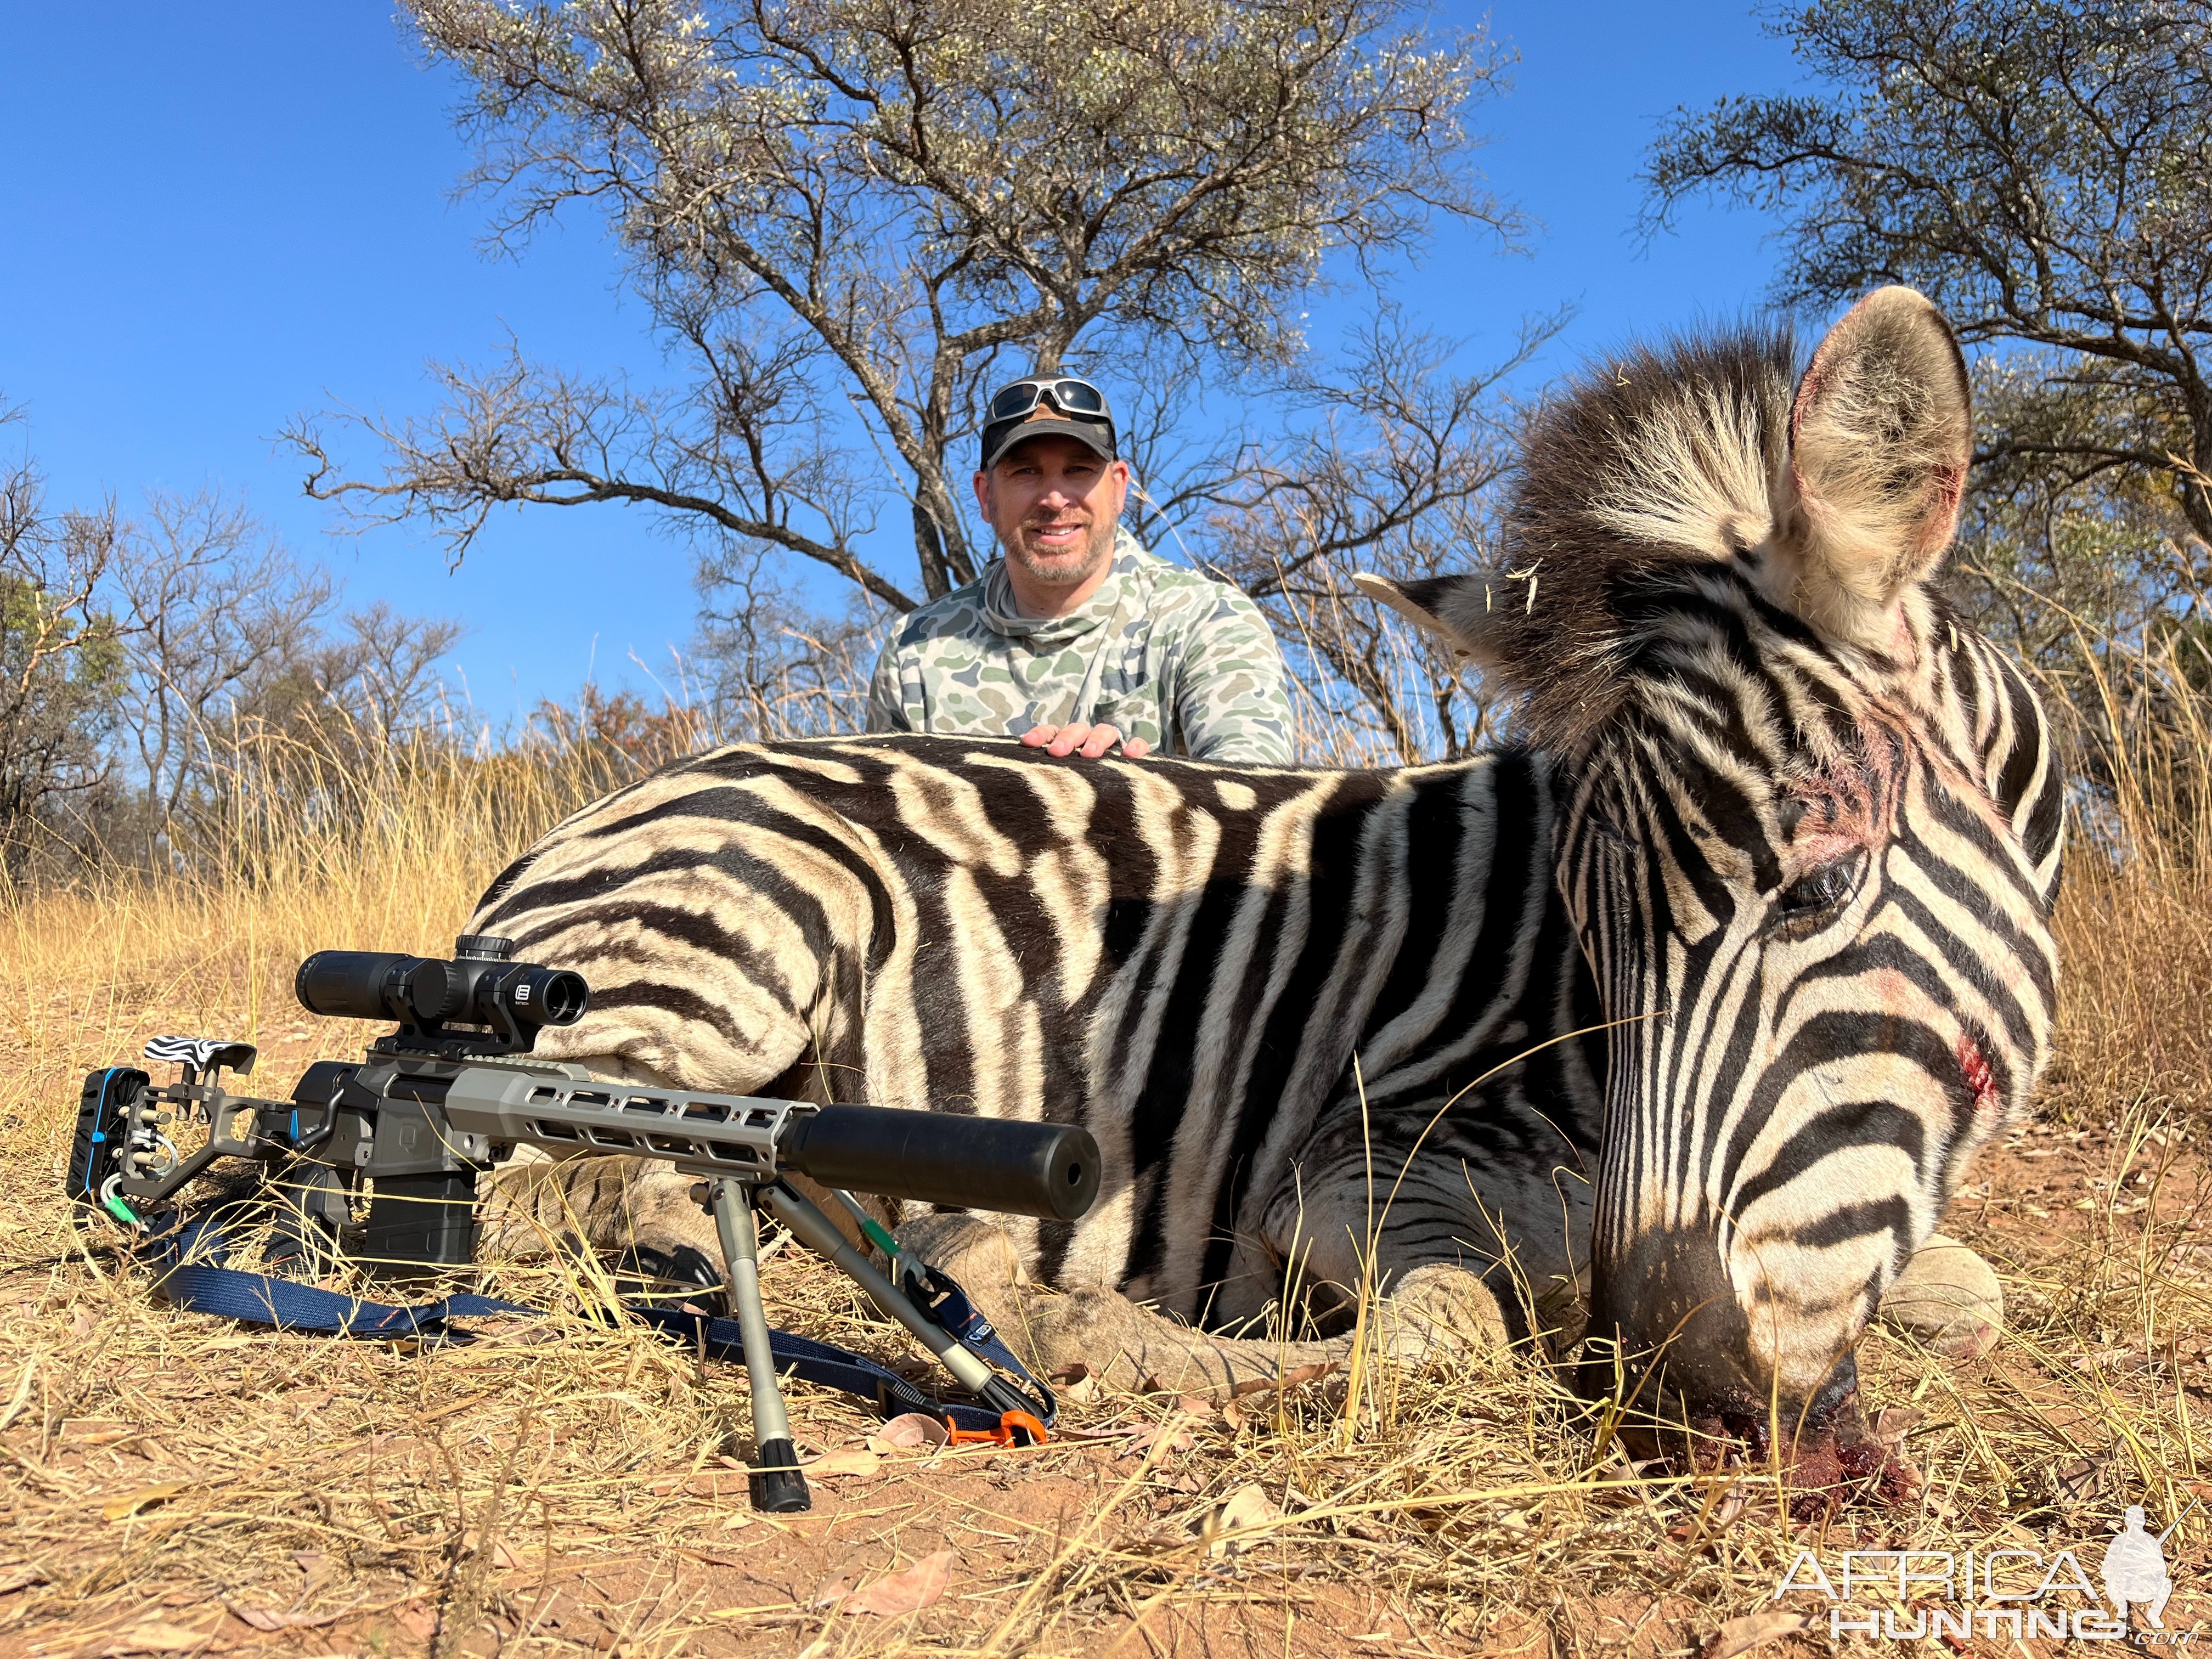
[865,527,1295,763]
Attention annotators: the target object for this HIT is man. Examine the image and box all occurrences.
[867,375,1294,764]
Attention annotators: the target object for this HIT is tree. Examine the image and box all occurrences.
[0,409,125,863]
[286,0,1517,617]
[1170,309,1560,763]
[1642,1,2212,557]
[690,544,885,739]
[110,490,341,823]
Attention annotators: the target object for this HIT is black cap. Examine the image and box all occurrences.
[979,403,1116,472]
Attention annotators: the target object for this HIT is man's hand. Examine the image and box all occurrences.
[1020,721,1152,760]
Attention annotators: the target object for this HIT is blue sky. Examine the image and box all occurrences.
[1,3,1804,722]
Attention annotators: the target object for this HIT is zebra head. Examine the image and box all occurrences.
[1361,289,2062,1452]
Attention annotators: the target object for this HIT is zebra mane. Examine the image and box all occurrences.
[1361,292,1981,757]
[1471,321,1802,751]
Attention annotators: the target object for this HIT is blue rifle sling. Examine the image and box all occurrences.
[127,1208,1056,1434]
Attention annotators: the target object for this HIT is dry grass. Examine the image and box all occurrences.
[0,712,2208,1656]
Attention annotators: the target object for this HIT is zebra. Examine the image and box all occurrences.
[473,287,2059,1453]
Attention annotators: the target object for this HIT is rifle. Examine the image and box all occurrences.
[66,934,1101,1513]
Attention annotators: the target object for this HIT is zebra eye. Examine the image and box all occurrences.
[1771,851,1866,927]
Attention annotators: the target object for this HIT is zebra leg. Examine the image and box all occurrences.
[890,1139,1541,1401]
[1875,1233,2002,1358]
[911,1238,1515,1397]
[892,1211,1357,1394]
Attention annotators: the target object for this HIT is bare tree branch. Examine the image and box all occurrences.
[1160,307,1564,762]
[292,0,1518,619]
[1644,0,2212,546]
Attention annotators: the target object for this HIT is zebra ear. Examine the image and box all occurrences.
[1352,572,1506,668]
[1775,286,1971,646]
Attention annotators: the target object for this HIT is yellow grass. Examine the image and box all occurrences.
[0,700,2207,1655]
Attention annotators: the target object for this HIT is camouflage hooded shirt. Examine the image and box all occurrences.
[865,527,1295,763]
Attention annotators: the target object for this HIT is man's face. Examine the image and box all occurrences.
[974,435,1128,590]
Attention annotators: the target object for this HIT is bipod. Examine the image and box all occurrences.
[700,1176,1053,1512]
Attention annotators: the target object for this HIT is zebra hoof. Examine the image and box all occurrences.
[1375,1262,1513,1360]
[1878,1234,2002,1359]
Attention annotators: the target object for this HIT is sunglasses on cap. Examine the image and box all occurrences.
[986,376,1113,424]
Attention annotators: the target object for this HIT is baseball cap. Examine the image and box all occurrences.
[979,376,1118,472]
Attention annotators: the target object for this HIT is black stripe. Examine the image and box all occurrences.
[1726,1098,1928,1220]
[1121,789,1279,1293]
[1192,776,1380,1308]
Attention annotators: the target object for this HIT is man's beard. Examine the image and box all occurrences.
[1004,513,1116,589]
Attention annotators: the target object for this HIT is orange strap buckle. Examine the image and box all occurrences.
[946,1410,1049,1448]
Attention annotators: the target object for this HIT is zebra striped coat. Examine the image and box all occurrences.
[473,286,2061,1437]
[476,736,1603,1329]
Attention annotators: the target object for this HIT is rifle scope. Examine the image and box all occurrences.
[296,935,588,1036]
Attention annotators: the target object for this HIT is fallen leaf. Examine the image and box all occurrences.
[719,1510,757,1531]
[460,1528,526,1568]
[845,1550,955,1616]
[63,1419,134,1444]
[2057,1456,2104,1502]
[1048,1362,1094,1385]
[1173,1393,1214,1418]
[71,1307,95,1341]
[1228,1361,1334,1399]
[1199,1483,1280,1555]
[809,1575,853,1609]
[867,1413,951,1453]
[395,1606,440,1640]
[1120,1423,1195,1459]
[103,1483,187,1522]
[1705,1611,1809,1659]
[808,1446,882,1479]
[101,1620,227,1655]
[1870,1406,1923,1452]
[1060,1373,1099,1405]
[1219,1483,1278,1528]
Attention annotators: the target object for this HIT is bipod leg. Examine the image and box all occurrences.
[706,1177,809,1513]
[757,1182,1035,1420]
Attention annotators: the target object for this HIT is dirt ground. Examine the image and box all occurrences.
[3,1014,2210,1658]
